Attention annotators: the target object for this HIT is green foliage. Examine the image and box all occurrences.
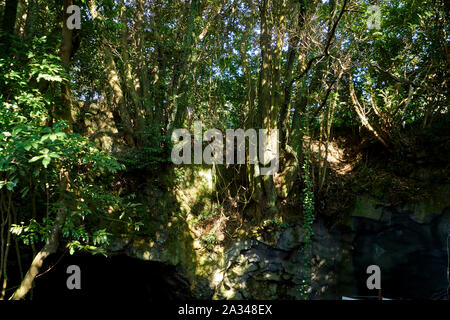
[193,204,222,226]
[201,231,219,251]
[264,218,289,229]
[0,36,141,258]
[118,125,169,171]
[0,0,448,300]
[9,219,52,245]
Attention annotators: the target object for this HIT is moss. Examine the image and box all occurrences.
[409,184,450,223]
[353,195,383,221]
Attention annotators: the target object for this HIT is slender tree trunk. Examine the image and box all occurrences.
[259,0,278,214]
[167,0,200,134]
[22,0,38,41]
[9,210,63,300]
[0,0,19,53]
[9,171,69,300]
[88,0,136,147]
[348,74,390,148]
[59,0,75,131]
[120,0,145,146]
[279,1,306,150]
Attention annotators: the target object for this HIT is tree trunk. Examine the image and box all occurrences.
[88,0,136,147]
[9,171,69,300]
[348,73,390,149]
[279,0,306,150]
[258,0,278,214]
[167,0,200,134]
[59,0,75,132]
[0,0,19,52]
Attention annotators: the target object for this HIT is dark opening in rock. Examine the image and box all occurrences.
[32,252,193,301]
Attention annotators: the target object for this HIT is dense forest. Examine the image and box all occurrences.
[0,0,448,301]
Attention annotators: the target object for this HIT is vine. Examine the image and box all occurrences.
[299,146,315,299]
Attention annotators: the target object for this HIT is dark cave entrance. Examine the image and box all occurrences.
[351,213,449,300]
[32,251,193,301]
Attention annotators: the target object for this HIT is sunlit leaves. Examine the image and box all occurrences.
[9,219,52,245]
[0,36,131,259]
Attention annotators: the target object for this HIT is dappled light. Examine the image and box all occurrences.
[0,0,448,305]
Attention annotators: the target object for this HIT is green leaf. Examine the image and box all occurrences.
[29,155,43,163]
[21,186,30,198]
[6,181,17,191]
[40,134,50,143]
[42,156,51,168]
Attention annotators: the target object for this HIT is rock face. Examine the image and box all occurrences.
[112,183,449,300]
[350,193,449,299]
[213,223,349,299]
[211,189,449,300]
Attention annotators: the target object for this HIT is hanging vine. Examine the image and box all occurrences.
[299,140,315,299]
